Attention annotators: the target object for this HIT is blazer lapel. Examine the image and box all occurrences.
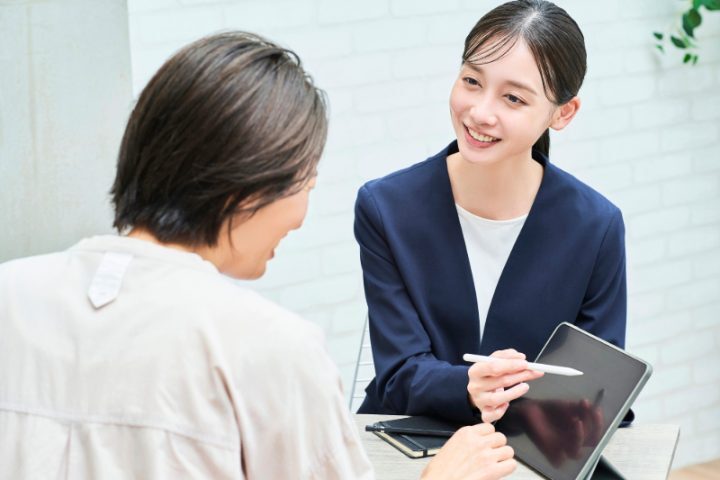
[480,150,554,355]
[422,143,481,355]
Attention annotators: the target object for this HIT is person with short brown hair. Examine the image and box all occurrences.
[0,31,515,479]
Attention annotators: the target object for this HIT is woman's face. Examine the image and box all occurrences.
[449,38,573,167]
[214,177,316,279]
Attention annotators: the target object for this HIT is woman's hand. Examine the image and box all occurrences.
[421,423,516,480]
[467,349,544,423]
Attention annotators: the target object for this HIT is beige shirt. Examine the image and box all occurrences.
[0,235,373,479]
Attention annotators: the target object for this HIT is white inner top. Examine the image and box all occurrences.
[455,204,528,343]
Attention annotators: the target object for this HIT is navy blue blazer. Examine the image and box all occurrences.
[354,141,627,424]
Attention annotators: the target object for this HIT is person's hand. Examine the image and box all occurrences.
[421,423,516,480]
[467,349,544,423]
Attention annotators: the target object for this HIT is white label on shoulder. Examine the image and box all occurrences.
[87,252,133,309]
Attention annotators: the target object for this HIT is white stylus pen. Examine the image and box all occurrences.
[462,353,583,376]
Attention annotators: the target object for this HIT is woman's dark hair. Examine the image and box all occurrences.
[462,0,586,156]
[111,32,328,247]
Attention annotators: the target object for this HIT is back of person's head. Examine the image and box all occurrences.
[462,0,587,155]
[112,32,327,247]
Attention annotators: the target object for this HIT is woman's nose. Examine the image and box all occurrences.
[469,97,498,127]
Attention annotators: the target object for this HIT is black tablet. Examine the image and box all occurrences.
[494,323,652,480]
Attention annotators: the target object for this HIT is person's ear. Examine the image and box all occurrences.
[549,96,581,131]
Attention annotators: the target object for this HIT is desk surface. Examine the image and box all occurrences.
[355,414,679,480]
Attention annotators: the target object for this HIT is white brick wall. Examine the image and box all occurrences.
[128,0,720,468]
[0,0,131,261]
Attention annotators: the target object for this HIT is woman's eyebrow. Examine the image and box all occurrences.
[464,64,538,96]
[505,79,538,96]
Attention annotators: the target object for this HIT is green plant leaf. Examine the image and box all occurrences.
[652,0,716,65]
[670,35,688,48]
[684,9,702,32]
[682,9,702,37]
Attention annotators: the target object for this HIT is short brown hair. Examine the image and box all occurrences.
[111,32,328,246]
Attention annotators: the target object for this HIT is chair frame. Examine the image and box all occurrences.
[349,315,374,411]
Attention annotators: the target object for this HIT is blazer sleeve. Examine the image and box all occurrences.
[355,185,477,424]
[576,208,627,349]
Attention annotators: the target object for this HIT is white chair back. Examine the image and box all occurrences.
[349,316,375,412]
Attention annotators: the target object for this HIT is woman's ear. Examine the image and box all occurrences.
[549,96,581,131]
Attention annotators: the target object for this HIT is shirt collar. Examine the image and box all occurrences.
[70,235,219,274]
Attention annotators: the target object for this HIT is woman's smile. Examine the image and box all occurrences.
[464,125,502,148]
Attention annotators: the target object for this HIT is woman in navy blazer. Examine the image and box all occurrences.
[354,0,627,426]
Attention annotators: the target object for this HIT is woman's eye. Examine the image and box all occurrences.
[506,94,524,105]
[463,77,480,87]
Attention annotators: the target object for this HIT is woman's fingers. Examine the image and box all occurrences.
[488,382,530,406]
[481,403,508,423]
[490,348,526,360]
[478,382,531,423]
[468,357,529,379]
[481,369,544,391]
[467,349,543,423]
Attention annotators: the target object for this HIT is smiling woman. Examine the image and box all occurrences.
[447,38,580,220]
[355,0,630,428]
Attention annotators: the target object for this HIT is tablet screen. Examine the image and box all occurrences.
[494,324,649,480]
